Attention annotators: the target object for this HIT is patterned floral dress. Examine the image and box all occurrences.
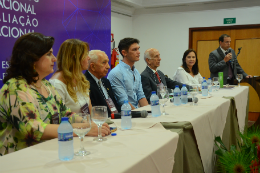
[0,78,75,156]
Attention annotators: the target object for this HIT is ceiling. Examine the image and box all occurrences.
[113,0,237,8]
[112,0,260,16]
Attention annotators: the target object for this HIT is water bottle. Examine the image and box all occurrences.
[181,84,188,104]
[202,80,208,96]
[150,91,161,117]
[201,77,205,85]
[173,85,181,106]
[121,100,132,129]
[207,78,212,92]
[58,117,74,161]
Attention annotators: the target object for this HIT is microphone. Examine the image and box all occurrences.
[111,110,148,119]
[225,48,231,55]
[237,47,242,57]
[225,48,233,64]
[170,97,198,103]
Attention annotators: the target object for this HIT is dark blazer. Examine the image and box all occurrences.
[208,47,247,85]
[85,71,121,116]
[141,66,189,103]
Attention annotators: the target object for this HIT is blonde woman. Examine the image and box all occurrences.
[50,39,110,136]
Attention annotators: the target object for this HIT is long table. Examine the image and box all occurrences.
[112,86,249,173]
[165,86,249,173]
[169,96,248,173]
[0,123,179,173]
[0,86,249,173]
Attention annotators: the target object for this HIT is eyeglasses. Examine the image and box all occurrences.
[150,57,160,60]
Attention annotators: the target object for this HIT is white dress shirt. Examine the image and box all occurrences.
[220,46,228,55]
[49,79,90,113]
[172,67,203,85]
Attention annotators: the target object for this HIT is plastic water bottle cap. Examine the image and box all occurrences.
[111,133,117,136]
[61,117,69,122]
[208,78,211,79]
[124,100,128,104]
[203,80,207,82]
[151,91,156,94]
[175,85,179,88]
[203,77,205,79]
[182,84,186,87]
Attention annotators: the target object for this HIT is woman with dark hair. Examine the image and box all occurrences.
[0,33,108,156]
[173,49,203,85]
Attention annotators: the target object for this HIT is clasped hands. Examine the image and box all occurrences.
[87,122,111,137]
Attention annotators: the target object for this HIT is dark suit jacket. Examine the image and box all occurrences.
[208,47,247,85]
[85,71,121,116]
[141,66,189,103]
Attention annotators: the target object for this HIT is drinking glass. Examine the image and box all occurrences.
[208,80,213,93]
[72,113,92,156]
[158,86,167,99]
[236,74,243,87]
[91,106,108,142]
[169,89,174,99]
[213,77,219,91]
[189,85,198,106]
[198,78,203,85]
[158,87,169,115]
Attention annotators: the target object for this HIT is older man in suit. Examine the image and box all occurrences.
[85,50,120,117]
[208,34,252,85]
[141,48,189,103]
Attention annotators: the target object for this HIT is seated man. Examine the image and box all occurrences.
[141,48,190,103]
[85,50,120,116]
[107,38,148,110]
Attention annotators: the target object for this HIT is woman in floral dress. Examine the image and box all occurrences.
[0,33,109,156]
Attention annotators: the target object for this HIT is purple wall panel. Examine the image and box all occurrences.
[0,0,111,87]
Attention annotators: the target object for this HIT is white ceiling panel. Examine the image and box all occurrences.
[112,0,260,16]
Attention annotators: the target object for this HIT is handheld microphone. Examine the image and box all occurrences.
[225,48,232,64]
[225,48,231,55]
[111,110,148,119]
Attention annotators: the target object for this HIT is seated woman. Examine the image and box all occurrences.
[173,49,203,85]
[0,33,109,156]
[50,39,110,135]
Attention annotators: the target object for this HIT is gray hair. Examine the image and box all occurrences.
[88,50,106,68]
[144,48,153,63]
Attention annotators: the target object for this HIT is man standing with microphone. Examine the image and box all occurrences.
[208,34,252,85]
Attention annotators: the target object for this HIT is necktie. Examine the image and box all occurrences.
[98,80,102,88]
[227,62,233,79]
[225,51,233,79]
[98,80,106,98]
[155,71,161,83]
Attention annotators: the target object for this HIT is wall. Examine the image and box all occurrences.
[111,12,133,59]
[132,6,260,77]
[0,0,111,87]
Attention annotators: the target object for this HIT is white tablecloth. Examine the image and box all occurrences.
[214,86,249,132]
[113,86,248,173]
[0,123,179,173]
[0,86,248,173]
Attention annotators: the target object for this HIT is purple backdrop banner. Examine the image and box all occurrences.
[0,0,111,87]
